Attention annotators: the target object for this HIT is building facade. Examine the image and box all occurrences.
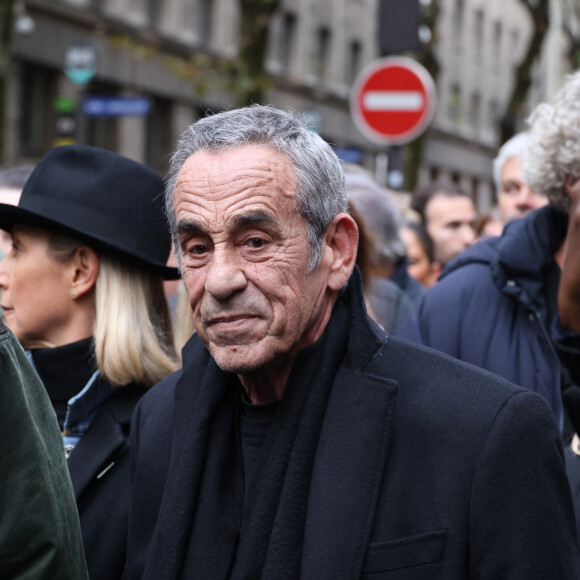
[3,0,575,211]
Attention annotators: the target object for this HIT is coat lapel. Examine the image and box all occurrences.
[67,402,126,500]
[301,365,398,579]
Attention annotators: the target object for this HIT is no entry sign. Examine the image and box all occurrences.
[350,56,436,145]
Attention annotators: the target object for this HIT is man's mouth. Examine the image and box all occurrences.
[207,314,257,327]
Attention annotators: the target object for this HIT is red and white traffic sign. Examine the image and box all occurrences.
[350,56,436,145]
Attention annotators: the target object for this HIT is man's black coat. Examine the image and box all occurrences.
[125,272,577,578]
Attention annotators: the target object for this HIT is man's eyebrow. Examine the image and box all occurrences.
[177,220,206,237]
[231,211,277,230]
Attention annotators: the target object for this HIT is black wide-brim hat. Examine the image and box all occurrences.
[0,145,179,279]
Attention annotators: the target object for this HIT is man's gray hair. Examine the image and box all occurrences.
[166,105,348,271]
[525,71,580,212]
[344,170,406,265]
[492,132,530,192]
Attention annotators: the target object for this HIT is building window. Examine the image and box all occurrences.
[493,21,502,66]
[197,0,213,46]
[146,97,172,175]
[448,84,462,125]
[474,9,484,63]
[280,12,296,72]
[147,0,161,27]
[510,28,519,56]
[469,92,481,133]
[312,27,331,82]
[453,0,464,51]
[489,98,500,140]
[19,63,56,157]
[346,40,361,86]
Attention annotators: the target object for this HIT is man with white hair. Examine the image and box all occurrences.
[493,132,548,227]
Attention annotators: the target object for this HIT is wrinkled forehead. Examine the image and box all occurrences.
[175,145,298,206]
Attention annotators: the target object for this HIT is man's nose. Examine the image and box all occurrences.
[204,247,247,300]
[515,185,534,208]
[462,224,476,246]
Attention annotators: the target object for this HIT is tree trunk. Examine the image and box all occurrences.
[0,0,15,163]
[499,0,550,144]
[404,0,440,192]
[236,0,280,107]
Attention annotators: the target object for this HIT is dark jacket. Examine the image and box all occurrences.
[29,338,144,580]
[125,271,577,579]
[400,205,568,424]
[553,326,580,545]
[0,320,88,579]
[71,383,145,579]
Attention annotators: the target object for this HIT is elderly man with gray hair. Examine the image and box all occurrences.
[124,104,577,579]
[492,131,548,227]
[402,72,580,533]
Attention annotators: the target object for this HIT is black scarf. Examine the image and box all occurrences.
[142,291,351,579]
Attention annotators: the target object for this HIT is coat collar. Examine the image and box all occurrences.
[68,384,143,500]
[303,267,400,577]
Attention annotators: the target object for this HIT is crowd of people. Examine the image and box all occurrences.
[3,72,580,579]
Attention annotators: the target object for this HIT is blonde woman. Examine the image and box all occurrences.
[0,145,180,579]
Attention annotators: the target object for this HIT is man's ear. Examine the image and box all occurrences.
[70,246,100,300]
[324,213,359,291]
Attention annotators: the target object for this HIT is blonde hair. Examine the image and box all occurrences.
[94,254,179,386]
[48,231,179,387]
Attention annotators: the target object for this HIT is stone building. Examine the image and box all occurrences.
[3,0,574,211]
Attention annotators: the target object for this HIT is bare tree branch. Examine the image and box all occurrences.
[236,0,281,106]
[499,0,549,144]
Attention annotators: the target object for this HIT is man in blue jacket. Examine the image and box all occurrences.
[124,105,577,579]
[400,72,580,438]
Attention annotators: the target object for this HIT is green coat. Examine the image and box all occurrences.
[0,319,88,579]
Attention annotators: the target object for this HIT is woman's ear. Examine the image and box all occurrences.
[325,213,359,291]
[70,246,99,300]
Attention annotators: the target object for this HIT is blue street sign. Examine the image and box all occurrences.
[83,96,151,117]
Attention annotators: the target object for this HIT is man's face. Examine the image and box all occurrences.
[498,156,548,224]
[424,194,476,265]
[400,226,440,288]
[174,145,337,379]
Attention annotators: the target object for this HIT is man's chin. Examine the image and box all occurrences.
[208,343,266,375]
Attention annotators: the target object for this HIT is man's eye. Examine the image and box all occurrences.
[246,238,266,249]
[502,183,520,195]
[190,244,208,255]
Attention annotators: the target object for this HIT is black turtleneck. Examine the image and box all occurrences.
[30,337,97,429]
[239,391,279,503]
